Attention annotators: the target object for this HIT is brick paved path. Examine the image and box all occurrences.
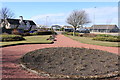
[1,34,120,79]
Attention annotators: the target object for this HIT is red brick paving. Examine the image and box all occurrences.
[1,34,120,79]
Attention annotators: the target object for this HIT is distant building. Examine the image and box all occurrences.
[51,25,62,30]
[90,25,119,33]
[0,16,37,30]
[62,25,73,29]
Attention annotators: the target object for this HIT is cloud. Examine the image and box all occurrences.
[85,7,118,25]
[0,3,3,8]
[30,13,69,26]
[31,6,118,27]
[0,0,119,2]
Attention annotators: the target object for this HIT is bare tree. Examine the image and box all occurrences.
[0,7,15,33]
[0,7,15,19]
[66,10,90,31]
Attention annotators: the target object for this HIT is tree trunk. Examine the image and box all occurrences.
[74,27,77,31]
[73,26,76,36]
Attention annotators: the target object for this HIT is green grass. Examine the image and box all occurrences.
[65,35,119,47]
[0,35,53,47]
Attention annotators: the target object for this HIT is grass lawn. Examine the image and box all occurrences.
[0,35,53,47]
[65,35,119,47]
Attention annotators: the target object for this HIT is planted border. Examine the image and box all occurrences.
[21,47,120,79]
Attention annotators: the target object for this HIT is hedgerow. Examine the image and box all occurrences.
[0,34,25,42]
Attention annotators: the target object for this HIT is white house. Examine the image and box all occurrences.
[0,16,37,30]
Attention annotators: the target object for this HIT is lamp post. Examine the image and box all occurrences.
[118,1,120,29]
[46,16,49,28]
[93,7,96,32]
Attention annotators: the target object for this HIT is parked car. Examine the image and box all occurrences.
[76,29,90,33]
[29,30,37,33]
[65,28,74,32]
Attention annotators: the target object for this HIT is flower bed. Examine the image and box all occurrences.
[21,47,119,79]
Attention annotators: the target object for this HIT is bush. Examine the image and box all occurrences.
[97,34,115,37]
[67,32,73,35]
[62,32,69,35]
[63,32,97,37]
[79,33,97,37]
[0,34,25,42]
[12,29,21,35]
[63,32,79,36]
[94,34,120,42]
[24,30,29,33]
[21,32,30,36]
[93,37,120,42]
[37,31,57,35]
[30,32,37,36]
[20,31,57,36]
[52,31,57,35]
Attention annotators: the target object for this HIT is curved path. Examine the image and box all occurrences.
[1,34,120,79]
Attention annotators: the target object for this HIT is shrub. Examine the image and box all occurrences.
[117,36,120,39]
[97,34,115,37]
[0,34,25,42]
[20,31,57,36]
[52,31,57,35]
[37,31,57,35]
[12,29,21,35]
[64,32,79,36]
[94,34,120,42]
[30,32,37,36]
[79,33,97,37]
[24,30,29,33]
[62,32,69,35]
[21,32,30,36]
[67,32,73,35]
[93,37,120,42]
[63,32,97,37]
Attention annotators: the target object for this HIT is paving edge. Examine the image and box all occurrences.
[20,63,51,78]
[20,63,119,79]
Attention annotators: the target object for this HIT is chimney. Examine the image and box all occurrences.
[19,16,23,22]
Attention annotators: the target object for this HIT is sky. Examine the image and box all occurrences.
[1,2,119,27]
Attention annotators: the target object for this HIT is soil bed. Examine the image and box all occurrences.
[21,47,120,79]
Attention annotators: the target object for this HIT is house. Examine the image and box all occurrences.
[0,16,37,32]
[90,25,119,33]
[51,25,62,30]
[62,25,73,29]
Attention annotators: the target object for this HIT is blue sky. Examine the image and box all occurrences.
[1,2,118,27]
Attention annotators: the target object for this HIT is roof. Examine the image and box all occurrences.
[7,19,20,25]
[52,25,61,28]
[23,20,36,25]
[1,19,36,25]
[85,27,91,29]
[91,25,118,29]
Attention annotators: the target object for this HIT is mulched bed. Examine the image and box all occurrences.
[21,47,120,79]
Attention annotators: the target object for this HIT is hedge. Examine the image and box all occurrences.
[62,32,79,36]
[37,31,57,35]
[20,31,57,36]
[0,34,25,42]
[79,33,97,37]
[93,37,120,42]
[96,34,116,37]
[63,32,97,37]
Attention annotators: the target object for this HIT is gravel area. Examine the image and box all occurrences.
[21,47,120,79]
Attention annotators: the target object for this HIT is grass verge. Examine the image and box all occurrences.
[0,35,53,47]
[65,35,119,47]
